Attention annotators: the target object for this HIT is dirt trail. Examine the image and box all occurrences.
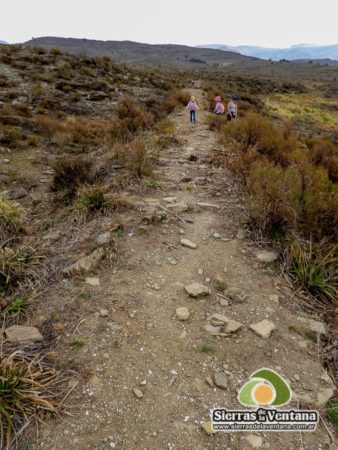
[35,89,335,450]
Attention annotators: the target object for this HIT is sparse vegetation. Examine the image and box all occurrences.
[0,197,25,240]
[0,350,67,449]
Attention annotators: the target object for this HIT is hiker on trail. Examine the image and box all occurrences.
[214,95,225,115]
[186,95,199,124]
[227,96,238,121]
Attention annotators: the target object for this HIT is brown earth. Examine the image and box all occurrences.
[28,90,336,450]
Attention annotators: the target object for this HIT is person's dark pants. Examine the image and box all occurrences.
[190,110,196,123]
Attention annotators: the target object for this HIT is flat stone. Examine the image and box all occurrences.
[226,319,243,333]
[7,187,28,199]
[180,239,197,249]
[205,324,222,335]
[236,228,247,240]
[194,378,207,393]
[250,320,276,338]
[162,197,178,203]
[5,325,43,343]
[63,248,105,276]
[194,177,206,185]
[209,314,242,333]
[317,388,334,405]
[205,376,214,388]
[256,250,278,263]
[196,202,220,210]
[100,309,108,317]
[201,421,215,435]
[297,317,327,336]
[43,231,61,241]
[96,232,113,246]
[166,203,189,213]
[269,294,279,305]
[214,372,228,389]
[133,388,144,399]
[185,283,210,298]
[245,434,263,449]
[219,298,229,306]
[176,307,190,321]
[85,277,100,286]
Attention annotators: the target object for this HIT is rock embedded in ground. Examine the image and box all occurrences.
[5,325,43,343]
[205,324,222,335]
[185,283,210,298]
[196,202,220,210]
[297,317,327,336]
[201,421,215,435]
[256,249,279,263]
[214,372,228,389]
[100,309,108,317]
[162,196,178,203]
[96,232,113,246]
[176,307,190,321]
[269,294,279,305]
[245,434,263,448]
[7,187,28,199]
[166,203,189,213]
[236,228,247,240]
[133,388,144,399]
[63,248,105,276]
[205,376,214,388]
[317,387,335,405]
[85,277,100,286]
[209,314,242,334]
[250,319,276,338]
[180,239,197,249]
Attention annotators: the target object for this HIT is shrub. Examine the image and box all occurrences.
[117,97,153,133]
[156,118,175,135]
[112,138,154,178]
[0,196,25,240]
[51,156,93,198]
[0,124,23,147]
[207,114,227,131]
[245,160,302,233]
[34,115,62,139]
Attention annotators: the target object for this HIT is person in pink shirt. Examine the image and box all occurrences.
[186,95,199,124]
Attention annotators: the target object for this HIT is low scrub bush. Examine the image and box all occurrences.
[117,97,153,133]
[112,138,154,178]
[207,114,227,131]
[221,113,338,240]
[51,156,93,198]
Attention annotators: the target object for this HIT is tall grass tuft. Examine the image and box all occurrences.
[288,240,337,303]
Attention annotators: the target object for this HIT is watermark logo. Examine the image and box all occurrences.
[238,368,291,407]
[211,368,319,432]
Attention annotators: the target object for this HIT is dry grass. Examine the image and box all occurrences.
[0,349,70,449]
[0,197,25,241]
[0,245,44,292]
[51,156,93,198]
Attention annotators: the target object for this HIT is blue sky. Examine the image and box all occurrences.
[2,0,338,47]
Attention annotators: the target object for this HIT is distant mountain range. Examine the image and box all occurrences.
[197,44,338,61]
[0,40,7,45]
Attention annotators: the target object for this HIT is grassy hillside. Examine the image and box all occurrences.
[25,36,254,67]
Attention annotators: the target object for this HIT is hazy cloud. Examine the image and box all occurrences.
[2,0,338,47]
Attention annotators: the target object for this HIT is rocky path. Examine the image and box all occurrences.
[35,89,335,450]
